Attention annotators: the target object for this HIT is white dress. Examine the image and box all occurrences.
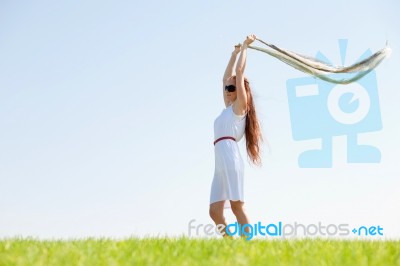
[210,104,246,209]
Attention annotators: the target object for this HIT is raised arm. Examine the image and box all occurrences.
[233,34,256,116]
[223,44,241,83]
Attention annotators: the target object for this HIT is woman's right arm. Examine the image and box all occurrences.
[222,44,241,83]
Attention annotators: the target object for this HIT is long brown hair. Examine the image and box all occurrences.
[234,76,263,166]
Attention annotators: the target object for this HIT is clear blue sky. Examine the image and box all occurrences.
[1,0,399,239]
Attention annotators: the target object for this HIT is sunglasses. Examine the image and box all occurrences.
[225,85,236,92]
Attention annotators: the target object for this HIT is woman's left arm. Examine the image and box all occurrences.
[234,34,256,116]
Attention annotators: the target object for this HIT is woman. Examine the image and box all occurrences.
[209,34,263,238]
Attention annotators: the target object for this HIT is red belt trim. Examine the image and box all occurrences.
[213,136,236,145]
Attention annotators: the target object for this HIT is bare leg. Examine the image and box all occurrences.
[230,200,250,238]
[209,201,232,238]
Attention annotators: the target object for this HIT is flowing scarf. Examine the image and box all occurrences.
[248,38,391,84]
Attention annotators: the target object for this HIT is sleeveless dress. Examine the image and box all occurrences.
[210,103,247,209]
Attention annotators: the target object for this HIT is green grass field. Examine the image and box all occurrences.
[1,236,399,266]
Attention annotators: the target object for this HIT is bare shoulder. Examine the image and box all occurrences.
[232,100,246,116]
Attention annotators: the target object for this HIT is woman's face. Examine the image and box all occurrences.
[225,76,237,102]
